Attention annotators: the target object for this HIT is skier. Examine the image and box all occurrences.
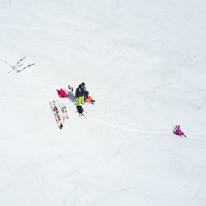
[75,82,86,106]
[173,125,186,137]
[84,91,95,104]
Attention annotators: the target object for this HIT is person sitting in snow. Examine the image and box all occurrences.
[84,91,95,104]
[173,125,186,137]
[75,82,86,106]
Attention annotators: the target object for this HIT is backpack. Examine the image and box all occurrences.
[77,105,84,114]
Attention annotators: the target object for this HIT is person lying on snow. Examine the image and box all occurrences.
[67,85,76,102]
[173,125,186,137]
[84,91,95,104]
[56,89,69,98]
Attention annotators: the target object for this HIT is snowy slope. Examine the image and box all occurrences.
[0,0,206,205]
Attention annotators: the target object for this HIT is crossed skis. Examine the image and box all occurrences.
[5,56,35,73]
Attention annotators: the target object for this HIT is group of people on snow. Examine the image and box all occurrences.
[57,83,187,137]
[74,82,95,106]
[57,82,95,117]
[57,82,95,106]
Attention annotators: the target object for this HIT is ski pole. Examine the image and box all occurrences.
[82,114,87,119]
[5,61,13,69]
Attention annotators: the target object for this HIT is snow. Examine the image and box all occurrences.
[0,0,206,205]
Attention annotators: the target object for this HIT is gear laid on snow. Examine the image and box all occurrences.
[6,56,26,72]
[49,101,63,129]
[76,105,84,114]
[6,56,28,73]
[5,56,35,73]
[16,63,35,73]
[57,100,69,121]
[76,105,86,118]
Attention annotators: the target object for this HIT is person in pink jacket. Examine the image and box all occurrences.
[173,125,186,137]
[56,89,69,98]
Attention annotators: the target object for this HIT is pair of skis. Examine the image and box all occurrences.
[49,101,69,129]
[49,101,63,129]
[6,56,35,73]
[16,63,35,73]
[5,56,26,70]
[57,100,69,122]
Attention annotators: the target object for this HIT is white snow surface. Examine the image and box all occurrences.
[0,0,206,205]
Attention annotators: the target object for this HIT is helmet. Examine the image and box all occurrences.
[81,82,85,86]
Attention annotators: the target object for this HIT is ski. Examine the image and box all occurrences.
[5,56,26,70]
[17,63,35,73]
[5,61,13,69]
[57,101,66,121]
[63,105,69,119]
[13,56,26,68]
[49,101,63,129]
[57,101,69,121]
[8,63,24,73]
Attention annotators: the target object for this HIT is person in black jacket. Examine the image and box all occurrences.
[75,82,86,106]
